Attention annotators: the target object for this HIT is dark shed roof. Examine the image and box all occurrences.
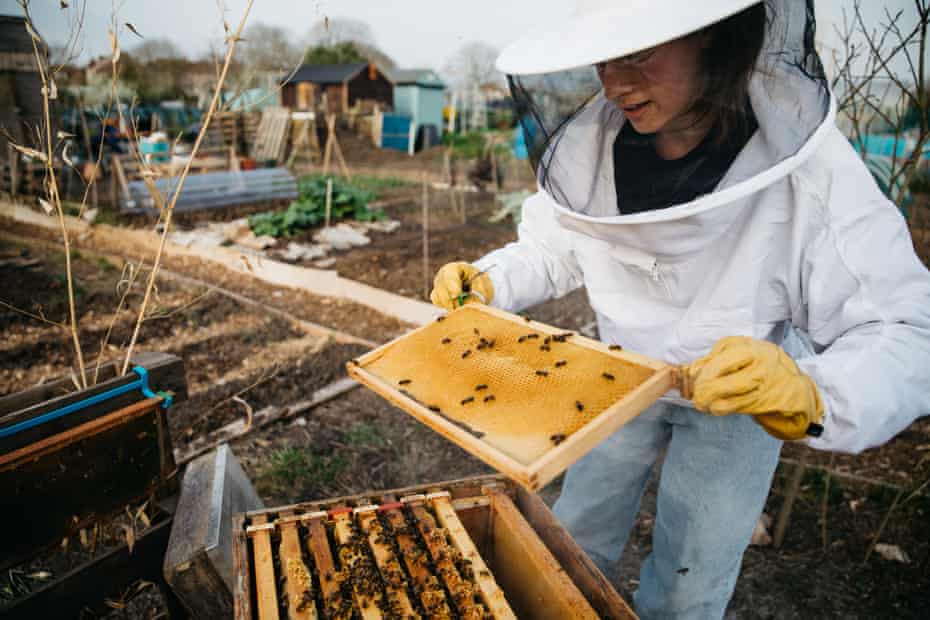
[283,62,369,86]
[0,14,43,54]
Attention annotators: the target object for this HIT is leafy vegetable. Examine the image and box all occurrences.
[248,176,385,238]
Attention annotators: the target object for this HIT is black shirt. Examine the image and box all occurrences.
[613,111,757,214]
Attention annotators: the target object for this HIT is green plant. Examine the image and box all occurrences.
[248,175,385,238]
[264,446,347,487]
[442,130,489,159]
[96,256,117,272]
[344,422,382,447]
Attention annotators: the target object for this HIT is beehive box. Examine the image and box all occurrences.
[232,475,637,619]
[347,305,677,490]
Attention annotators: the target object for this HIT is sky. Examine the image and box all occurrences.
[2,0,923,78]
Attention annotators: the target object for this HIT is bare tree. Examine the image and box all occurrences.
[129,36,185,63]
[830,0,930,209]
[241,22,302,73]
[443,41,502,91]
[307,17,375,48]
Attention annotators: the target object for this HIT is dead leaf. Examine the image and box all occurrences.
[42,79,57,100]
[61,143,73,168]
[125,22,143,38]
[27,571,52,580]
[104,598,126,611]
[108,28,121,64]
[38,197,54,215]
[849,498,864,512]
[233,395,254,429]
[60,0,69,9]
[135,501,151,529]
[11,143,48,163]
[874,543,910,564]
[749,512,772,547]
[120,523,136,554]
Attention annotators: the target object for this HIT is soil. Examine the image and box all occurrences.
[2,200,928,618]
[320,191,521,300]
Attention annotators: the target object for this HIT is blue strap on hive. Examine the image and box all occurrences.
[0,366,172,439]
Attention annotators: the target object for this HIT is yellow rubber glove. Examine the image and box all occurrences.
[682,336,824,441]
[429,262,494,311]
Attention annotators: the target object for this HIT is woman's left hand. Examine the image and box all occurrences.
[682,336,824,440]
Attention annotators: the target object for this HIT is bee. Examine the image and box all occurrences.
[523,315,532,322]
[428,405,441,413]
[399,379,412,385]
[462,349,472,359]
[609,344,623,351]
[483,395,496,403]
[602,372,615,381]
[540,344,551,352]
[518,335,527,343]
[436,316,446,322]
[473,328,480,335]
[550,433,567,445]
[348,358,360,366]
[543,336,552,344]
[575,401,584,412]
[461,396,475,405]
[475,384,488,391]
[535,370,549,377]
[555,360,567,368]
[526,333,540,340]
[441,337,452,344]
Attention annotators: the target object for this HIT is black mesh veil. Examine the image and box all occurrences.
[509,0,831,218]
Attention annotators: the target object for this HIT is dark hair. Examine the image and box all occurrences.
[696,2,767,146]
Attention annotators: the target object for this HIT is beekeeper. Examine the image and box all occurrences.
[430,1,930,617]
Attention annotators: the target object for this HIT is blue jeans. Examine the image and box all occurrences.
[553,402,782,620]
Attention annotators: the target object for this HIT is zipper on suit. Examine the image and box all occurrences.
[608,246,671,298]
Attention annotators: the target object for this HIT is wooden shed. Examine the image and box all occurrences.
[0,14,46,157]
[281,62,392,115]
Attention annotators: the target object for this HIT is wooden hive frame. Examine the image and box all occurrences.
[233,475,638,620]
[347,304,678,491]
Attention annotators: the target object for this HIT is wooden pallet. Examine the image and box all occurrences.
[251,107,291,164]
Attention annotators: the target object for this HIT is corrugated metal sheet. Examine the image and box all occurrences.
[121,167,298,213]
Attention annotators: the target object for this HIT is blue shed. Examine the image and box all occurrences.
[391,69,446,150]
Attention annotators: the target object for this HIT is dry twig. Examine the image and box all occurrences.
[120,0,256,375]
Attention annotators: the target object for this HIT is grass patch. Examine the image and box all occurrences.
[96,256,117,272]
[343,422,382,447]
[261,446,347,489]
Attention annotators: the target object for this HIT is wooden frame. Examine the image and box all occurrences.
[347,305,677,491]
[232,476,637,619]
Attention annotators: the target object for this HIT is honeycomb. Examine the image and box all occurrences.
[360,306,657,464]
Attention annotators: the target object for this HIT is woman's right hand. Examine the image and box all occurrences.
[429,262,495,311]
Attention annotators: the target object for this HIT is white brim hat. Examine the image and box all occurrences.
[497,0,764,75]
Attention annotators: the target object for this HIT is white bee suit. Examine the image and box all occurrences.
[476,17,930,456]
